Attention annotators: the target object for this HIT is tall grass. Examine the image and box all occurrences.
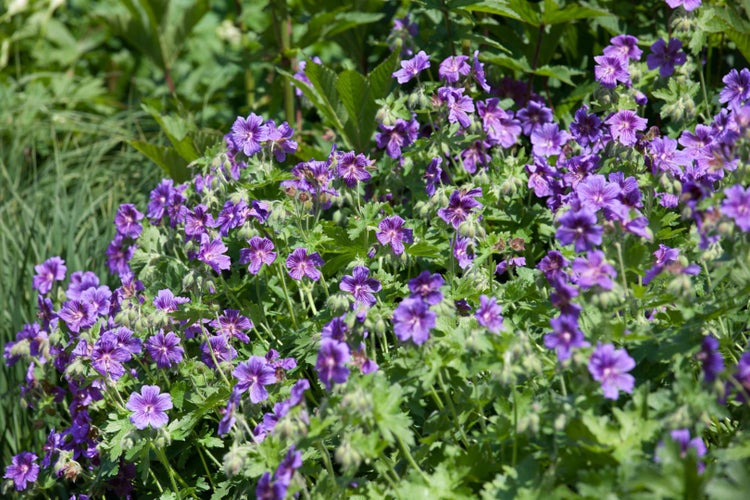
[0,75,161,467]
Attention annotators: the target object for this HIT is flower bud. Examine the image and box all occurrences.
[335,439,362,472]
[223,446,248,478]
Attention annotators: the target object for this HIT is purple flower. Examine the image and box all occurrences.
[665,0,701,11]
[376,117,419,158]
[649,137,687,176]
[440,87,474,128]
[233,356,277,403]
[606,110,647,146]
[147,179,185,226]
[91,333,131,380]
[408,271,444,305]
[570,106,603,147]
[58,300,98,334]
[315,338,351,390]
[722,184,750,231]
[472,50,491,92]
[340,266,382,308]
[230,113,269,156]
[33,256,66,294]
[4,452,39,491]
[210,310,253,343]
[475,295,504,333]
[697,335,723,382]
[643,244,680,284]
[106,235,134,277]
[657,429,707,473]
[647,38,686,78]
[719,68,750,107]
[201,335,237,368]
[286,247,324,281]
[376,215,413,255]
[322,315,349,341]
[126,385,173,429]
[145,331,184,368]
[337,151,373,187]
[393,50,430,84]
[555,208,603,252]
[575,174,625,219]
[265,120,298,162]
[588,343,636,399]
[424,157,448,196]
[239,236,277,274]
[477,98,521,148]
[572,250,616,290]
[438,55,470,83]
[544,314,589,362]
[516,101,553,136]
[153,289,190,312]
[392,297,436,345]
[437,187,482,229]
[114,204,144,239]
[256,472,287,500]
[198,234,231,274]
[215,199,248,236]
[594,55,631,88]
[538,250,570,283]
[453,236,474,270]
[530,123,570,157]
[603,35,642,62]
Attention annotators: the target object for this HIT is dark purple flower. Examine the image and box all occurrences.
[376,117,419,158]
[588,343,636,399]
[4,452,39,491]
[649,137,687,176]
[215,199,248,236]
[33,256,66,294]
[477,98,522,148]
[437,187,482,229]
[408,271,444,305]
[337,151,373,187]
[58,300,98,334]
[286,247,324,281]
[275,446,303,483]
[594,55,631,88]
[256,472,286,500]
[198,234,231,274]
[424,157,448,196]
[340,266,382,308]
[572,250,616,290]
[603,34,642,61]
[722,184,750,231]
[647,38,686,78]
[145,330,184,368]
[153,288,190,312]
[393,50,430,84]
[321,315,349,341]
[719,68,750,107]
[114,204,144,239]
[147,179,185,226]
[472,50,491,92]
[531,122,570,157]
[657,429,707,473]
[454,236,473,270]
[570,106,603,148]
[697,335,723,382]
[643,244,680,284]
[126,385,172,429]
[438,55,470,83]
[733,352,750,402]
[231,113,269,156]
[233,356,277,403]
[460,140,490,174]
[376,215,413,255]
[239,236,277,275]
[315,338,351,390]
[606,110,647,146]
[265,120,298,162]
[201,335,237,368]
[537,250,570,283]
[555,208,603,252]
[91,333,131,380]
[392,297,436,345]
[516,100,553,136]
[666,0,701,11]
[475,295,504,333]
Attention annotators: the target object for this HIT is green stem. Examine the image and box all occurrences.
[512,384,519,467]
[276,263,299,329]
[317,441,336,488]
[396,434,429,482]
[152,444,182,499]
[437,370,470,448]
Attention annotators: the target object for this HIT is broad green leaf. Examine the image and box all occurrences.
[129,140,190,182]
[532,64,583,86]
[461,0,541,26]
[541,0,610,25]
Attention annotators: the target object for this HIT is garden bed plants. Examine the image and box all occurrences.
[4,0,750,498]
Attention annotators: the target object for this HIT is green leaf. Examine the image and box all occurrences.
[461,0,541,26]
[128,140,190,182]
[541,0,610,25]
[532,64,583,86]
[336,69,373,151]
